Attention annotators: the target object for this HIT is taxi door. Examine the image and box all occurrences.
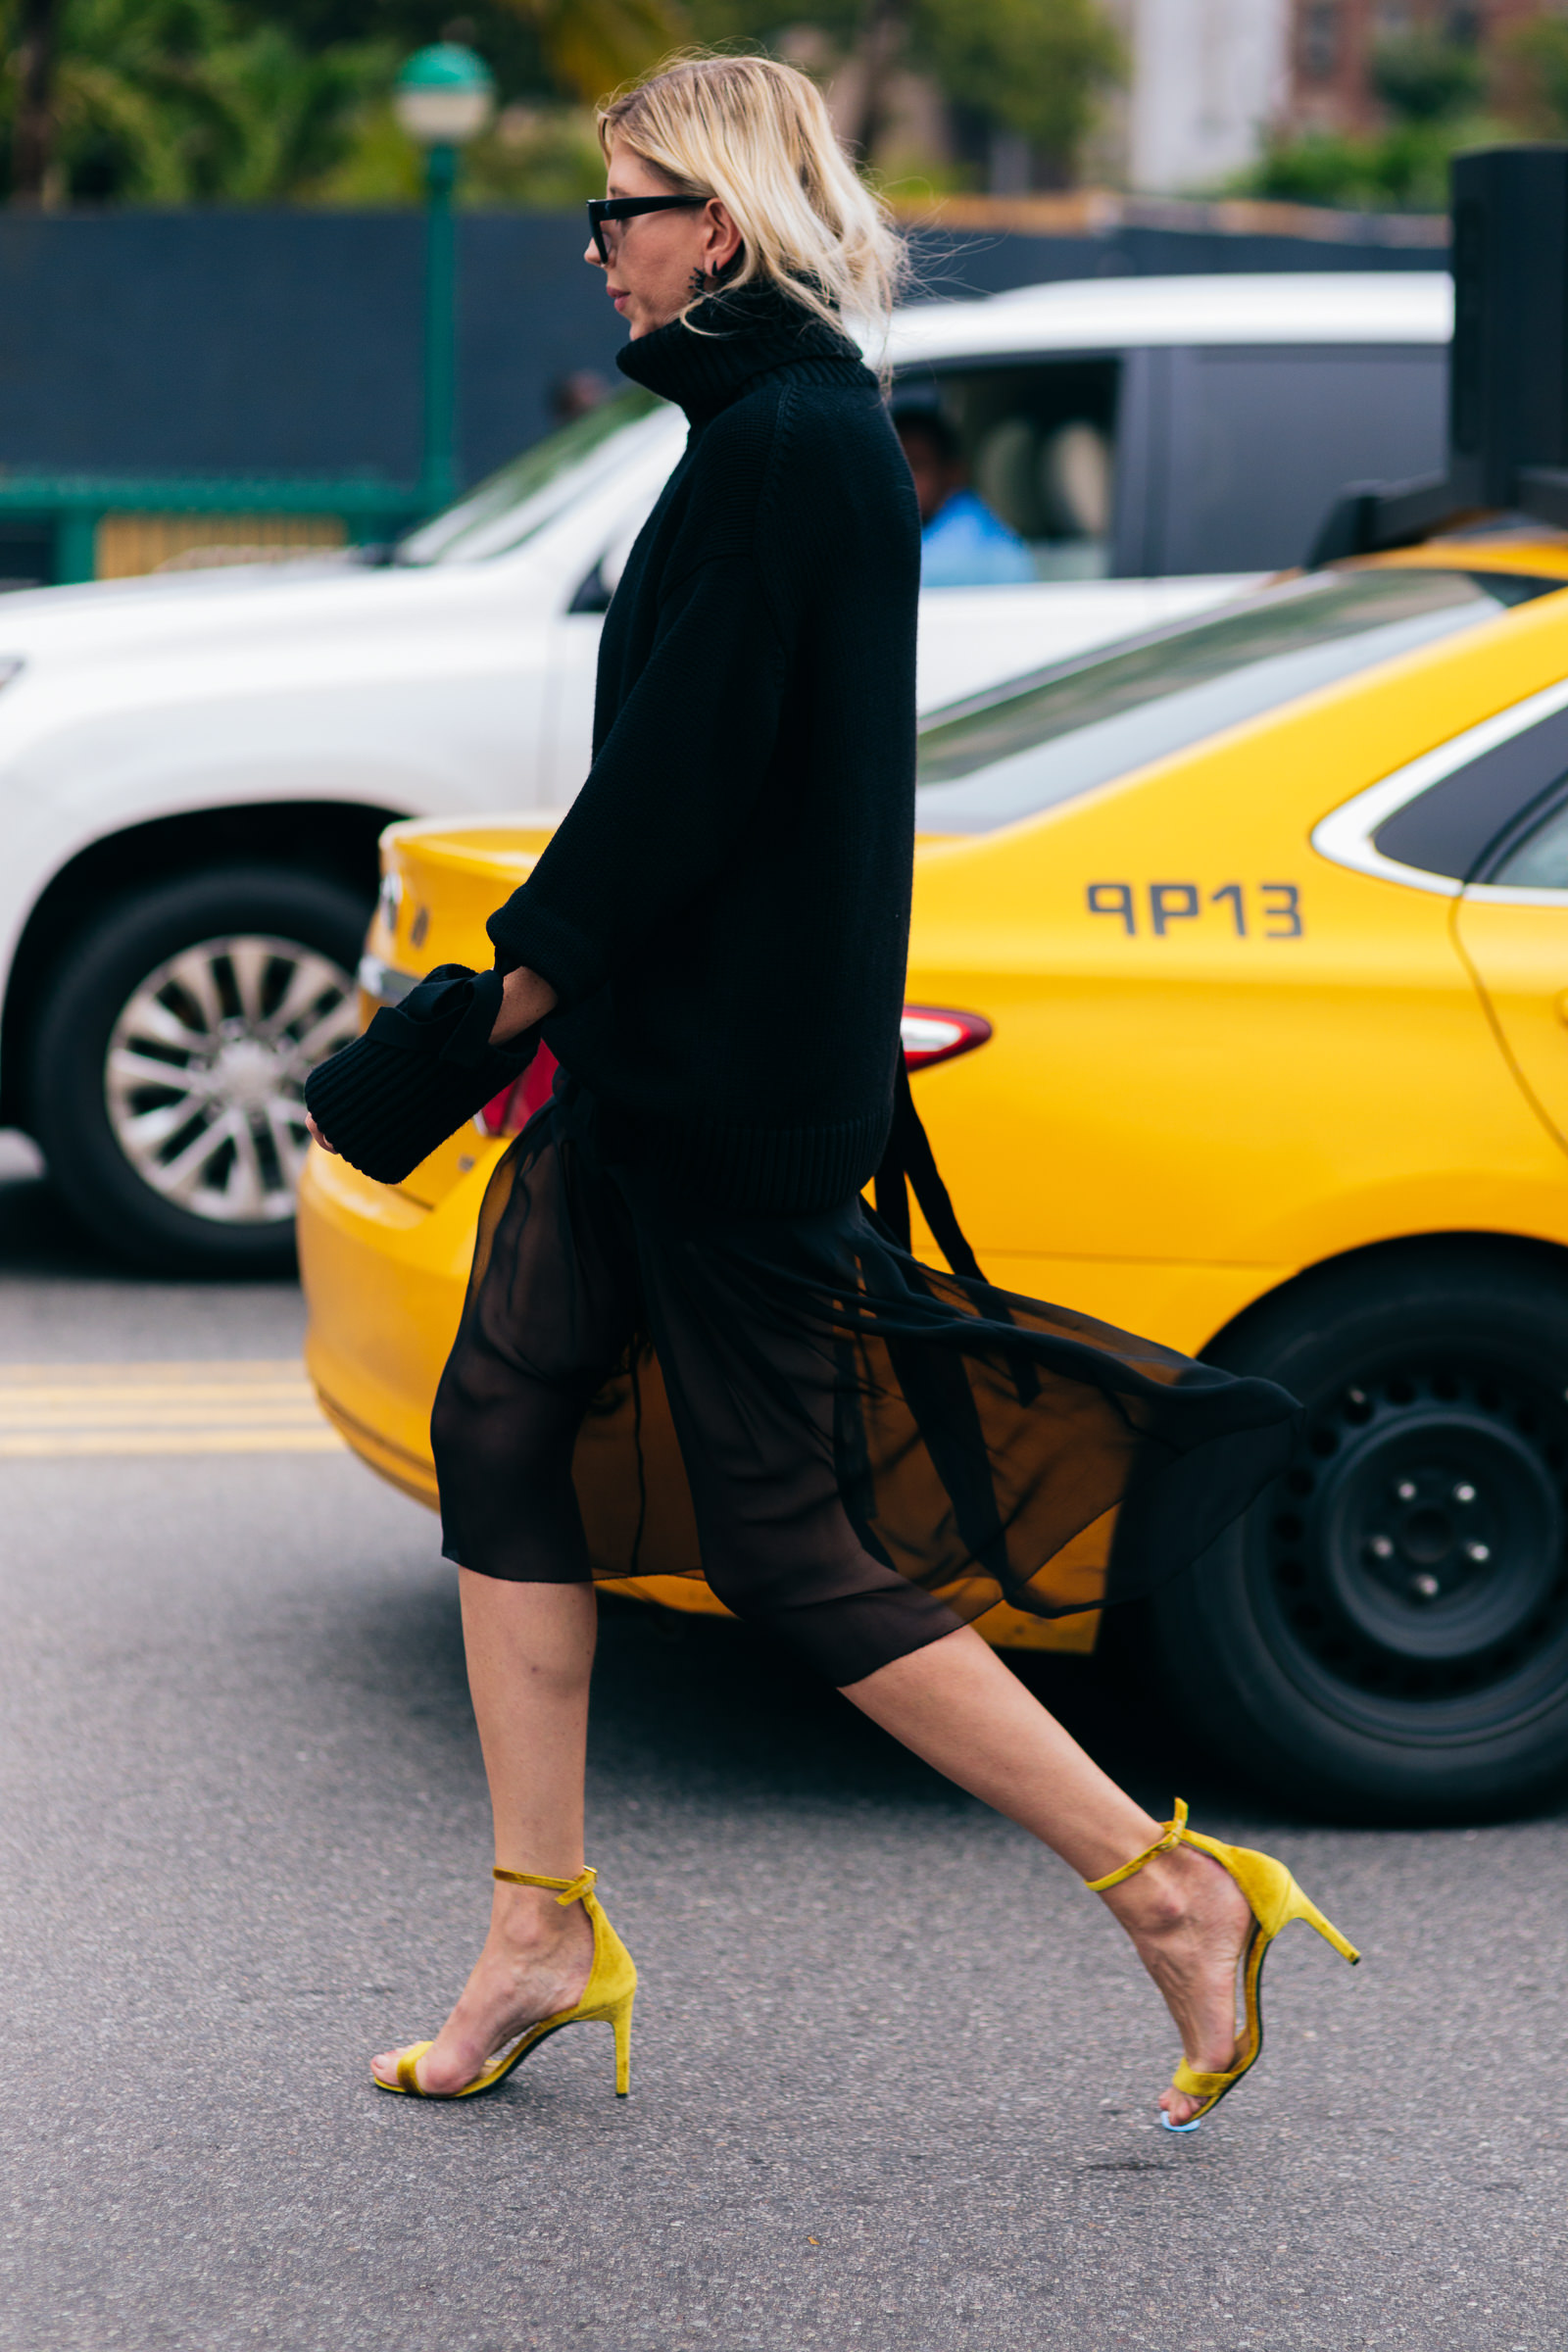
[1454,790,1568,1149]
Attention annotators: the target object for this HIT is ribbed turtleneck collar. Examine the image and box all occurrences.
[615,281,868,424]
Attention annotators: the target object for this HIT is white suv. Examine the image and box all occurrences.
[0,270,1448,1272]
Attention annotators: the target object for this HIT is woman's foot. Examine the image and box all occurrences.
[373,1880,595,2095]
[1099,1843,1253,2128]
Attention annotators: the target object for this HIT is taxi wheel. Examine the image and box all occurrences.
[1152,1242,1568,1822]
[27,866,367,1277]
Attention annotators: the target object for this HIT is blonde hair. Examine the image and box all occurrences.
[597,53,906,340]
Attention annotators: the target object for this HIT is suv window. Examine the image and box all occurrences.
[397,390,663,566]
[915,567,1557,837]
[894,360,1119,580]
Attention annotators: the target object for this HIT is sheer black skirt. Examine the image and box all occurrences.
[431,1082,1300,1687]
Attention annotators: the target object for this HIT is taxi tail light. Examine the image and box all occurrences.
[901,1005,992,1070]
[477,1043,560,1137]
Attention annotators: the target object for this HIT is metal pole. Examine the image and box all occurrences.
[56,507,99,584]
[420,140,459,512]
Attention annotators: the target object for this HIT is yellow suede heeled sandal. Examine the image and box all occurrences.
[373,1865,636,2101]
[1086,1798,1359,2133]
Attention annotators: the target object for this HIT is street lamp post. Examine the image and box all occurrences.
[393,43,495,514]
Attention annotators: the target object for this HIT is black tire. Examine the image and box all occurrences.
[26,866,368,1277]
[1150,1242,1568,1823]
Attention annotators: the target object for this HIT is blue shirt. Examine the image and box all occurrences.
[920,489,1036,587]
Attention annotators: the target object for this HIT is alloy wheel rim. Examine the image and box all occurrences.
[104,933,359,1225]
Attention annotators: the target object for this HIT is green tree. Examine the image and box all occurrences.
[1236,19,1527,215]
[3,0,1122,207]
[308,89,607,204]
[1245,122,1458,213]
[505,0,682,109]
[1508,13,1568,136]
[906,0,1121,181]
[210,20,397,196]
[1370,28,1483,125]
[300,0,681,206]
[0,0,393,199]
[723,0,1122,187]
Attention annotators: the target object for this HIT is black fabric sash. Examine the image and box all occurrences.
[873,1059,985,1285]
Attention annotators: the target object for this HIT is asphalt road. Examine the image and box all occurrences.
[2,1137,1565,2352]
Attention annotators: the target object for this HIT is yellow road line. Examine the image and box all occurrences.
[3,1392,326,1411]
[0,1359,347,1457]
[0,1359,312,1378]
[0,1383,319,1401]
[0,1431,346,1456]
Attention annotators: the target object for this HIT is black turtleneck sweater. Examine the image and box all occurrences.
[485,283,921,1217]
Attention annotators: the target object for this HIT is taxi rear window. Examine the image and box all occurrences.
[915,567,1561,835]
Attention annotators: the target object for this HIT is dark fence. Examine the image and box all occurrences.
[0,209,1449,492]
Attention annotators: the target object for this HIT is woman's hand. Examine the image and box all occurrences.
[306,1113,337,1154]
[491,965,558,1044]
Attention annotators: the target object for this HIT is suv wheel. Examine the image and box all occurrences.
[28,866,366,1276]
[1150,1244,1568,1822]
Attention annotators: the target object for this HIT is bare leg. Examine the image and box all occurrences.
[372,1574,598,2093]
[843,1625,1250,2127]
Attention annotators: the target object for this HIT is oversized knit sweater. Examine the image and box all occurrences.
[485,282,921,1217]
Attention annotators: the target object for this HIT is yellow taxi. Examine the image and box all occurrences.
[300,538,1568,1820]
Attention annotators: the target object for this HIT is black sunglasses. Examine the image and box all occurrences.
[587,193,707,265]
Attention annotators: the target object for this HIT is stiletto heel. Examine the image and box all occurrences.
[374,1864,637,2101]
[610,1989,633,2097]
[1085,1798,1358,2132]
[1290,1888,1360,1965]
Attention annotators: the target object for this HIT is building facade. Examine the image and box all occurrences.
[1107,0,1559,193]
[1286,0,1547,136]
[1109,0,1293,192]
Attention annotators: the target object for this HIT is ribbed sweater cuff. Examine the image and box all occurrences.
[612,1103,894,1217]
[486,896,606,1010]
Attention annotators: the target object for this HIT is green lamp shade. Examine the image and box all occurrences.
[394,44,496,145]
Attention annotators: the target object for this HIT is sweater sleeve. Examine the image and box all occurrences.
[486,550,787,1006]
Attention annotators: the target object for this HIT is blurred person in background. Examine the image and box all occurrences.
[320,50,1350,2139]
[549,368,613,424]
[894,403,1036,585]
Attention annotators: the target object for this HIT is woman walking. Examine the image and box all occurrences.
[321,54,1355,2132]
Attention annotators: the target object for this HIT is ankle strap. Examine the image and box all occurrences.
[493,1864,597,1907]
[1084,1799,1190,1892]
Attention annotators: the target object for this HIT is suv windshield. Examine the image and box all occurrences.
[396,390,664,566]
[915,566,1560,834]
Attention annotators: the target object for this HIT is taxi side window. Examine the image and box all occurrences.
[1486,793,1568,890]
[1373,668,1568,884]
